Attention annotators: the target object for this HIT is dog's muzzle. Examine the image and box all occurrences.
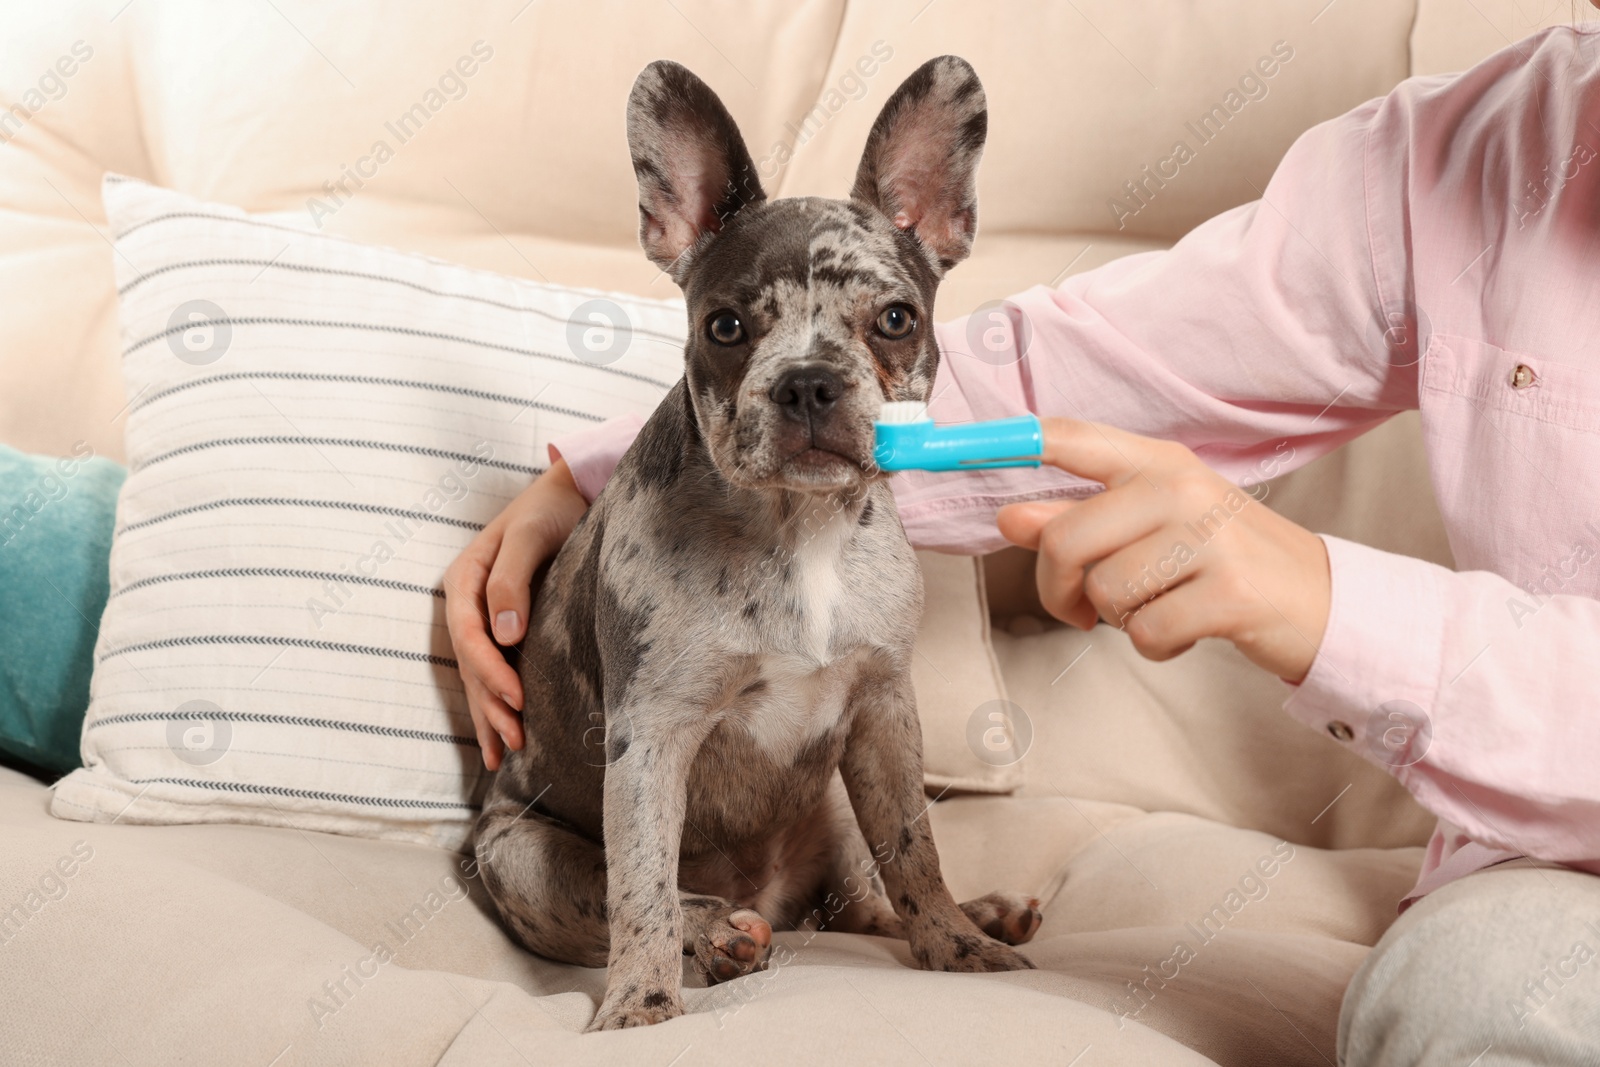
[760,362,872,483]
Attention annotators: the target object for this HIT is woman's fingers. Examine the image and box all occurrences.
[483,459,587,652]
[1037,484,1169,569]
[449,620,526,756]
[465,672,506,771]
[485,514,562,652]
[444,527,528,764]
[1020,488,1170,626]
[995,499,1074,550]
[444,538,524,700]
[1053,583,1102,631]
[1037,417,1161,486]
[1076,526,1205,626]
[1113,576,1222,661]
[462,669,523,769]
[997,419,1331,679]
[1005,421,1202,628]
[997,501,1094,625]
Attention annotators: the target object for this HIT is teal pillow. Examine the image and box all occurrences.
[0,443,125,775]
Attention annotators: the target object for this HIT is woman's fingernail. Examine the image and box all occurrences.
[494,610,519,642]
[499,693,517,710]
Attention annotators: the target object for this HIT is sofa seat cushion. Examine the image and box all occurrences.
[6,764,1419,1066]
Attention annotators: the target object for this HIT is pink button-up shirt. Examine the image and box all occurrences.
[552,27,1600,904]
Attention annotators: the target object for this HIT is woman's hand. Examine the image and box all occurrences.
[996,419,1331,682]
[443,458,588,769]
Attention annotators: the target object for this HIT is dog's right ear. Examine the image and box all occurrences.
[626,61,766,282]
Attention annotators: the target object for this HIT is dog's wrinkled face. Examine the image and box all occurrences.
[676,198,938,490]
[626,56,987,492]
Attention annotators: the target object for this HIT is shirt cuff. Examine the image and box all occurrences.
[1281,534,1445,772]
[547,413,645,504]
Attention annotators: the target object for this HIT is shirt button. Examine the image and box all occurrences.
[1510,363,1537,389]
[1327,721,1354,742]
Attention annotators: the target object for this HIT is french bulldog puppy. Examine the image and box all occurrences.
[475,55,1040,1032]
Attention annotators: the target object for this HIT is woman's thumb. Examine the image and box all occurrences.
[995,500,1074,549]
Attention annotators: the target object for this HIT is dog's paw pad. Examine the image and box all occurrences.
[694,907,773,985]
[726,909,773,952]
[960,891,1043,946]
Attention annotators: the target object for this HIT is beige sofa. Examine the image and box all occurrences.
[0,2,1577,1063]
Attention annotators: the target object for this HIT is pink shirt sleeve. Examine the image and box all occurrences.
[1286,537,1600,869]
[548,413,645,503]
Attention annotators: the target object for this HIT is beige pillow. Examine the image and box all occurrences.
[55,178,695,847]
[912,550,1023,795]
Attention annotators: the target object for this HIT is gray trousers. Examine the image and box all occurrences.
[1340,860,1600,1066]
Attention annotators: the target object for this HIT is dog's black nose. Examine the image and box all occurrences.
[769,364,843,422]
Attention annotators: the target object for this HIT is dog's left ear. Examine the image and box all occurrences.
[626,60,767,281]
[851,56,987,274]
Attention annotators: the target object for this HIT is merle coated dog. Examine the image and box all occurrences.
[474,55,1041,1031]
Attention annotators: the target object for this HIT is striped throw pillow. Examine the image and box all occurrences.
[51,177,687,848]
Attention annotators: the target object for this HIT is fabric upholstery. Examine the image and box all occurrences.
[0,1,1580,1063]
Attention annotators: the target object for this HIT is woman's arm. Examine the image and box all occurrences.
[999,416,1600,871]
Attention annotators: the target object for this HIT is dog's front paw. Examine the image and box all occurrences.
[689,906,773,985]
[960,891,1043,946]
[911,928,1036,973]
[586,988,684,1032]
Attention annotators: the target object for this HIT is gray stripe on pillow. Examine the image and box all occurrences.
[91,711,475,746]
[132,777,480,811]
[98,634,457,669]
[131,371,607,421]
[131,436,539,475]
[118,497,488,535]
[112,567,444,600]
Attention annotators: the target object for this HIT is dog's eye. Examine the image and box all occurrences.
[706,311,745,346]
[876,305,916,340]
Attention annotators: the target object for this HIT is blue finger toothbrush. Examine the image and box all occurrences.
[873,402,1043,472]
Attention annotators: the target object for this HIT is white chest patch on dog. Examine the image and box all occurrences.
[788,506,852,662]
[737,507,860,761]
[740,651,857,761]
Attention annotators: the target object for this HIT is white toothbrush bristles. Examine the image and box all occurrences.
[878,401,930,424]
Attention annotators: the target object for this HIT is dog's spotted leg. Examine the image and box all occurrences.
[474,798,611,967]
[587,701,716,1032]
[839,668,1034,973]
